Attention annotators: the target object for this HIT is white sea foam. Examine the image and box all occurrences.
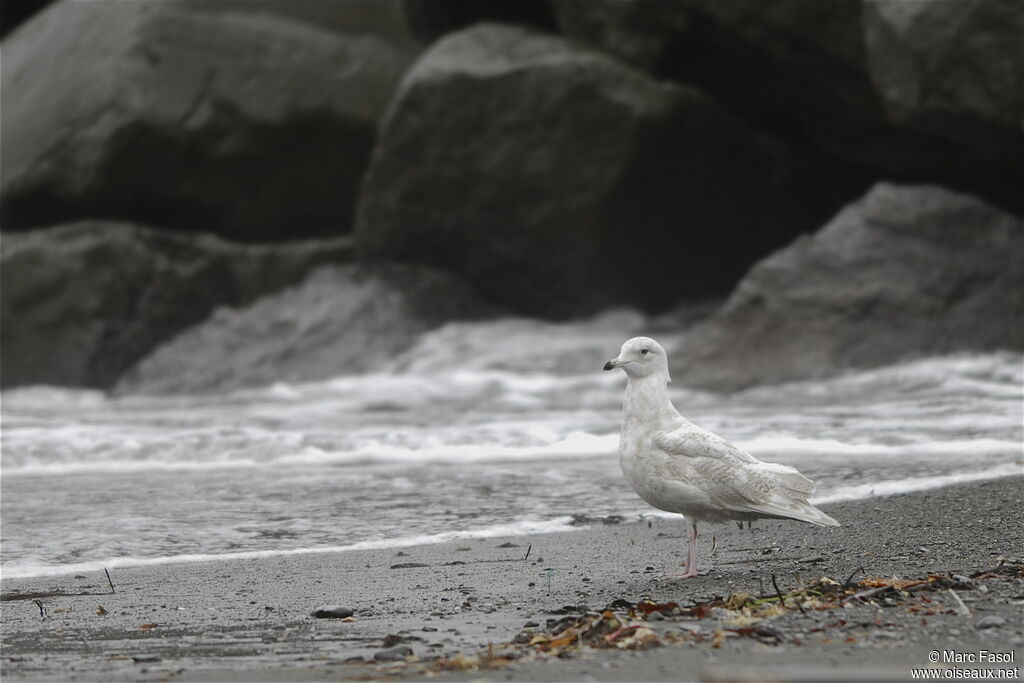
[4,429,1019,477]
[810,466,1023,505]
[0,517,578,579]
[2,340,1021,576]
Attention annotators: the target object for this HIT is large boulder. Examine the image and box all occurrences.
[178,0,426,49]
[0,222,352,389]
[117,264,499,395]
[181,0,557,47]
[554,0,1023,209]
[863,0,1024,164]
[355,23,828,319]
[673,183,1024,391]
[0,0,412,239]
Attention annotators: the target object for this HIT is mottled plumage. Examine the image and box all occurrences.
[605,337,838,578]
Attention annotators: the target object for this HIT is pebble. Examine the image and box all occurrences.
[373,644,414,661]
[310,605,354,619]
[976,615,1006,629]
[132,654,161,663]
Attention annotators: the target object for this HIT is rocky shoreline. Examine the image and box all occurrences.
[2,1,1021,394]
[2,476,1021,682]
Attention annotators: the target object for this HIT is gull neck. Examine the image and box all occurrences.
[623,373,676,424]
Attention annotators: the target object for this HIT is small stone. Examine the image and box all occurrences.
[132,654,161,663]
[374,644,414,661]
[390,562,429,569]
[976,615,1006,629]
[798,555,826,564]
[311,605,355,619]
[523,621,539,628]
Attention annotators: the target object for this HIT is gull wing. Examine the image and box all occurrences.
[652,423,836,525]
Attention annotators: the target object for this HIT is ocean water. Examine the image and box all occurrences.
[2,311,1021,579]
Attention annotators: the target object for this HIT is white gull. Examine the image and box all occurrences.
[604,336,838,578]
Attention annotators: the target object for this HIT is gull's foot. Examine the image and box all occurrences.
[664,566,699,579]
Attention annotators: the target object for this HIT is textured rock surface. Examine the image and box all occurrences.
[555,0,1023,208]
[355,23,825,319]
[117,265,498,395]
[863,0,1024,164]
[0,222,352,389]
[179,0,426,48]
[0,0,411,239]
[673,183,1024,391]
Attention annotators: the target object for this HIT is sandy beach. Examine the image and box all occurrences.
[2,476,1021,682]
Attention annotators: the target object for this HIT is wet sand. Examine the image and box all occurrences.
[2,476,1021,682]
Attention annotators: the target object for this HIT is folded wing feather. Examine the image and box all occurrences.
[653,423,838,526]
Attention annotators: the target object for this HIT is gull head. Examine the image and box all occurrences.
[603,337,671,381]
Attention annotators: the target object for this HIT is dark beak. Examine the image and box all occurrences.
[603,360,616,371]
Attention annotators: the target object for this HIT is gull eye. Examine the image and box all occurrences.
[640,348,649,356]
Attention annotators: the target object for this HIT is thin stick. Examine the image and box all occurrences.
[842,566,864,592]
[946,588,970,617]
[32,599,45,617]
[104,568,115,594]
[771,574,805,614]
[523,545,532,562]
[771,574,787,609]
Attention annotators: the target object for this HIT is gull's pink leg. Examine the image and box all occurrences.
[665,518,700,578]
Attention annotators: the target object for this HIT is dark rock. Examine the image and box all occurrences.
[373,644,414,661]
[0,221,351,389]
[1,0,411,239]
[117,264,497,395]
[178,0,426,49]
[180,0,556,46]
[550,0,693,73]
[310,605,354,619]
[356,23,813,318]
[389,562,430,570]
[131,654,161,663]
[0,0,55,36]
[674,183,1024,391]
[863,0,1024,168]
[555,0,1023,210]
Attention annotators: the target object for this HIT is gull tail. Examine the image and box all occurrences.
[745,498,840,527]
